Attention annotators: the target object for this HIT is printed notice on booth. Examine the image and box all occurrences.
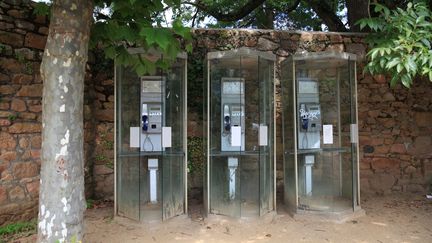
[323,124,333,144]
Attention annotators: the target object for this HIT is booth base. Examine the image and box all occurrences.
[291,207,365,223]
[206,210,277,223]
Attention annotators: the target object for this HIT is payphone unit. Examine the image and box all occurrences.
[297,78,321,196]
[297,78,321,149]
[221,77,245,152]
[141,76,165,152]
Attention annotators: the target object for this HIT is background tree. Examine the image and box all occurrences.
[165,0,430,31]
[172,0,354,31]
[358,1,432,87]
[36,0,190,242]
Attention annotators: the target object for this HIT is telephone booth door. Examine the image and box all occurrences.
[281,51,363,220]
[115,49,187,221]
[205,48,276,218]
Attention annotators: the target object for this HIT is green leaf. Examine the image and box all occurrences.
[407,57,417,72]
[420,38,431,49]
[172,19,192,39]
[397,63,403,73]
[139,28,173,51]
[104,46,117,59]
[185,43,193,53]
[33,2,50,16]
[390,75,399,87]
[386,58,400,69]
[370,49,379,59]
[401,74,411,88]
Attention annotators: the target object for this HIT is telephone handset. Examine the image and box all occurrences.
[223,105,231,132]
[300,104,309,131]
[142,104,149,131]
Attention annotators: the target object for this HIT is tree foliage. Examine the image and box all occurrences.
[91,0,192,76]
[357,1,432,87]
[176,0,347,31]
[36,0,192,75]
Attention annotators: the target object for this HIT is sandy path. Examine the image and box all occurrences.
[82,193,432,243]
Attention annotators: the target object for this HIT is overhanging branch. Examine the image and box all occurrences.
[280,0,301,13]
[305,0,347,31]
[183,0,266,22]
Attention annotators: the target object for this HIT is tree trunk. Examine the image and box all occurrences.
[37,0,93,242]
[306,0,347,31]
[256,5,275,29]
[346,0,370,31]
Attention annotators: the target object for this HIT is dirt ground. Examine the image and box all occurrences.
[82,193,432,243]
[14,193,432,243]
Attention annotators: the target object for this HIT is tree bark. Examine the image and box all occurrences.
[346,0,370,31]
[256,4,275,29]
[37,0,93,242]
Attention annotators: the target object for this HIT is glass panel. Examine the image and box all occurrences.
[242,55,259,218]
[349,59,360,209]
[258,57,274,216]
[295,57,353,212]
[116,65,141,221]
[209,56,242,217]
[139,70,163,222]
[162,58,186,220]
[281,59,297,211]
[339,59,354,210]
[203,59,209,217]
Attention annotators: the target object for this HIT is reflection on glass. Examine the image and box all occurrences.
[206,48,275,218]
[116,52,186,222]
[282,52,360,215]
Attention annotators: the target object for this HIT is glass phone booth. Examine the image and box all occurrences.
[115,49,187,222]
[281,52,363,220]
[205,48,276,218]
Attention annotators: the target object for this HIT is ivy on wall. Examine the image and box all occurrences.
[187,136,204,182]
[187,55,205,116]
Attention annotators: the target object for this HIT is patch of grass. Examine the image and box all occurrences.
[95,153,113,169]
[95,154,107,162]
[7,113,17,122]
[0,220,37,242]
[14,51,33,75]
[105,160,114,169]
[103,140,114,150]
[86,199,95,209]
[187,136,204,175]
[0,43,6,53]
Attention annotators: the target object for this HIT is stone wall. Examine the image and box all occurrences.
[1,0,431,225]
[0,0,115,225]
[0,0,46,225]
[358,76,432,194]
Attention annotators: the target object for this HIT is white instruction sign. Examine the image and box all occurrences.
[323,124,333,144]
[129,127,140,148]
[231,126,242,146]
[350,124,358,144]
[259,125,268,146]
[162,126,172,148]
